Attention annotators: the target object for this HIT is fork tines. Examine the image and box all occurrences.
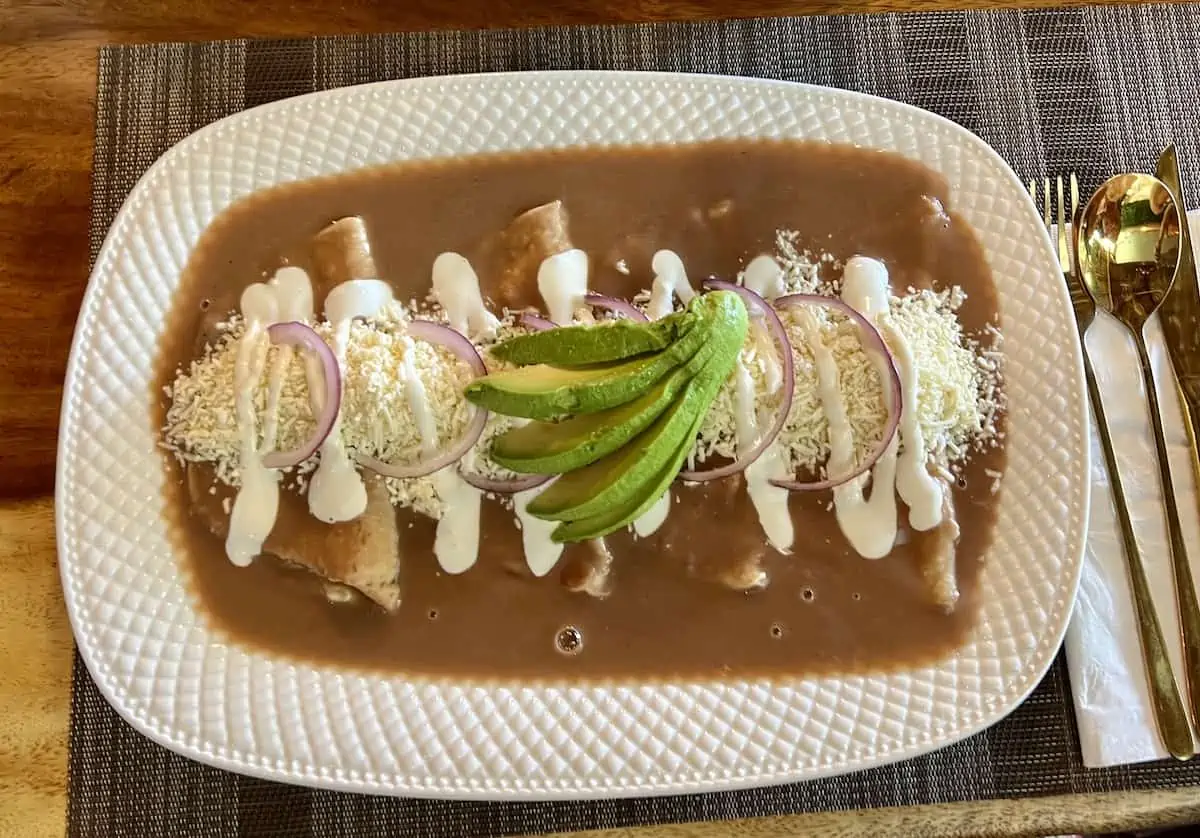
[1030,174,1080,277]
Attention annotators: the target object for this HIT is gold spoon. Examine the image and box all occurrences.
[1078,173,1200,740]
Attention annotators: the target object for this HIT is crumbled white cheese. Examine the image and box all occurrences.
[694,258,1001,479]
[773,231,824,294]
[165,315,474,521]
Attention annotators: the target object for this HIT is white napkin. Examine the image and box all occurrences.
[1064,209,1200,767]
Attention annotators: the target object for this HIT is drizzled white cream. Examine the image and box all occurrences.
[834,258,901,558]
[432,467,483,574]
[432,252,500,340]
[497,414,562,576]
[647,250,696,319]
[260,268,315,451]
[886,322,944,531]
[537,249,589,325]
[740,255,786,396]
[795,256,945,557]
[742,254,786,301]
[399,333,439,445]
[501,254,604,574]
[394,333,482,574]
[307,279,394,524]
[735,355,794,553]
[842,257,942,532]
[799,301,898,560]
[226,267,317,566]
[227,320,276,566]
[733,253,794,547]
[515,485,564,576]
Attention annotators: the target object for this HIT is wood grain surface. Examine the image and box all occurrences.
[0,1,1196,837]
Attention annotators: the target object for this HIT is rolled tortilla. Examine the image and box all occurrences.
[185,463,402,611]
[919,477,960,612]
[312,216,378,292]
[487,200,574,307]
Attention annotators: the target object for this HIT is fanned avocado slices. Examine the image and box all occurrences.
[548,337,745,543]
[465,288,749,543]
[490,315,692,366]
[465,301,717,420]
[527,372,712,521]
[490,332,725,475]
[526,292,748,528]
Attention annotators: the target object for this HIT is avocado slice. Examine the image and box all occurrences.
[549,448,684,543]
[464,355,669,421]
[527,292,748,522]
[466,303,717,420]
[528,352,730,521]
[548,351,740,543]
[490,334,724,474]
[491,315,691,367]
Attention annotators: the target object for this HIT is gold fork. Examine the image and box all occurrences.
[1032,175,1194,760]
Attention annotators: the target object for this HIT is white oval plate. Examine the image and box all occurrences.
[58,71,1088,799]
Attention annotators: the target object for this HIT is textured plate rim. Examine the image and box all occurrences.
[56,70,1089,800]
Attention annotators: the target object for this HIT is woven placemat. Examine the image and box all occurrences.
[72,5,1200,836]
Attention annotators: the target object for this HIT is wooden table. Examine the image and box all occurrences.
[3,1,1199,836]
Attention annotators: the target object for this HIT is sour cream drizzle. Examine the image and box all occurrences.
[307,279,393,524]
[226,267,317,566]
[500,416,564,576]
[422,252,497,574]
[647,250,696,319]
[742,253,786,301]
[515,484,564,576]
[886,321,944,530]
[735,356,794,553]
[633,492,672,538]
[794,256,944,557]
[841,257,943,532]
[732,253,794,552]
[800,309,898,558]
[538,249,589,324]
[794,256,902,559]
[433,252,500,340]
[502,249,602,576]
[261,268,314,450]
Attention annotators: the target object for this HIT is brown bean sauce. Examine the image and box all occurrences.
[153,139,1005,681]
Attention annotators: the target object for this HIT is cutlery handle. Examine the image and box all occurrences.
[1085,348,1194,759]
[1133,331,1200,738]
[1169,374,1200,729]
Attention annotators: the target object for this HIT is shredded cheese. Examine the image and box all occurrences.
[693,244,1002,479]
[164,315,475,520]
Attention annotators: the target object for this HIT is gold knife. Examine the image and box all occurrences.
[1154,143,1200,730]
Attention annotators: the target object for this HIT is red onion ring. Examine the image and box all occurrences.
[768,293,902,492]
[457,469,552,494]
[357,320,489,480]
[677,281,796,482]
[261,322,341,469]
[585,292,649,322]
[520,312,556,332]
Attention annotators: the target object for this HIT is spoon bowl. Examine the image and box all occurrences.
[1077,172,1181,328]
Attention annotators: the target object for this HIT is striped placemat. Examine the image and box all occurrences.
[72,5,1200,835]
